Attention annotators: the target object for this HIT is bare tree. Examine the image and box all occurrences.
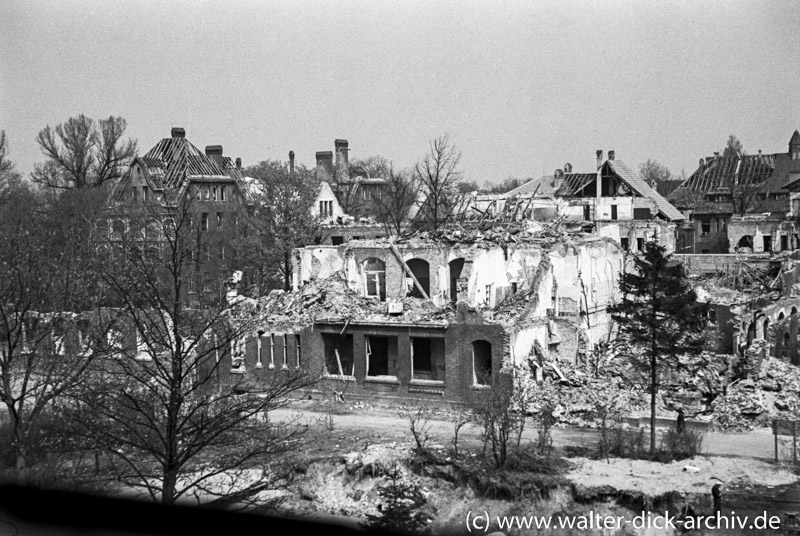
[349,155,390,180]
[483,177,526,195]
[32,115,137,190]
[239,160,321,291]
[0,186,113,483]
[639,159,674,187]
[0,131,23,203]
[72,198,316,505]
[372,166,417,235]
[414,134,463,231]
[456,179,481,194]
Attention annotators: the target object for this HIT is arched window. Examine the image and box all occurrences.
[406,259,430,299]
[362,258,386,300]
[449,258,465,304]
[472,340,492,385]
[783,332,791,360]
[738,235,754,250]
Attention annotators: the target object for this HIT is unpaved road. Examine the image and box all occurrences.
[273,403,780,460]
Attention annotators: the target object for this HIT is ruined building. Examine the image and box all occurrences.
[454,150,683,254]
[108,127,253,296]
[312,139,390,244]
[219,229,623,404]
[669,130,800,254]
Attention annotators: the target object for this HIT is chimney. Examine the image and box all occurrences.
[316,151,334,180]
[699,158,704,167]
[713,151,720,158]
[564,162,573,173]
[334,139,349,166]
[235,157,242,170]
[608,150,615,161]
[205,145,224,168]
[289,150,295,174]
[171,127,185,138]
[758,149,762,158]
[596,150,603,206]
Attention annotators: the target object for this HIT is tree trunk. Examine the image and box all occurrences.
[283,252,291,291]
[650,351,657,457]
[162,467,177,505]
[10,415,27,485]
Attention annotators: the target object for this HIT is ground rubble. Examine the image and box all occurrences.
[525,354,800,432]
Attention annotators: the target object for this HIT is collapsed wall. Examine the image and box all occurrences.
[250,235,623,403]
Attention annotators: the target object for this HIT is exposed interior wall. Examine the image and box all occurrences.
[728,219,798,254]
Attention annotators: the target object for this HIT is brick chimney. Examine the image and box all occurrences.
[564,162,573,173]
[316,151,334,180]
[171,127,185,138]
[235,157,242,170]
[334,139,349,167]
[596,150,603,206]
[289,150,295,174]
[205,145,224,168]
[608,150,615,161]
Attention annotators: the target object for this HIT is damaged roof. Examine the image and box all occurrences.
[554,173,596,197]
[143,136,231,189]
[680,154,775,193]
[605,160,685,221]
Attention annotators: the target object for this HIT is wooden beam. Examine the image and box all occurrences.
[389,242,430,300]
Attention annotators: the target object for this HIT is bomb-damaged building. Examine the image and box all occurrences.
[220,226,624,404]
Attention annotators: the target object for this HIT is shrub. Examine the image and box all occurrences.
[399,404,433,453]
[598,425,704,462]
[660,428,704,461]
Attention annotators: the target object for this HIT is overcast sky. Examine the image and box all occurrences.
[2,0,799,184]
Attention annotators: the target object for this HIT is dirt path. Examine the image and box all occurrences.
[273,402,779,460]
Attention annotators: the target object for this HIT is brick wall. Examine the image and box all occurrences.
[221,321,505,404]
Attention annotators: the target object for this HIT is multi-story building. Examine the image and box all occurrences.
[669,130,800,254]
[108,127,252,297]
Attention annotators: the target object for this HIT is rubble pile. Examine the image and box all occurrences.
[712,357,800,430]
[525,360,645,428]
[252,272,454,330]
[400,218,591,248]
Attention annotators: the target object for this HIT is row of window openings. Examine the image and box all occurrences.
[196,186,228,202]
[620,237,645,252]
[247,333,301,369]
[700,219,725,236]
[199,213,225,231]
[319,200,334,218]
[322,335,492,386]
[131,185,156,202]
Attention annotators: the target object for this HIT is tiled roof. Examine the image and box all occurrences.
[606,160,685,221]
